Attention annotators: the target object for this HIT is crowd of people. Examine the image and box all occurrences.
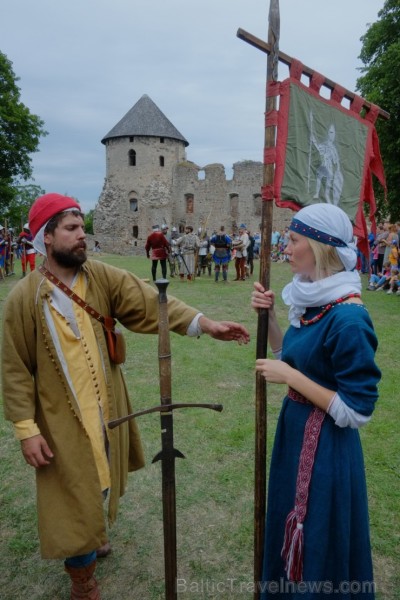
[145,222,257,282]
[0,219,295,286]
[144,219,400,299]
[4,218,399,297]
[0,223,37,280]
[144,223,292,283]
[364,220,400,295]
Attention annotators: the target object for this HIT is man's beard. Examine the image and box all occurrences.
[51,246,87,268]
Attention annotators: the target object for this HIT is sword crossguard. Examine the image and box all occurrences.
[108,402,223,429]
[152,447,185,464]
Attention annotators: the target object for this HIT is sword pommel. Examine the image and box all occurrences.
[155,278,169,303]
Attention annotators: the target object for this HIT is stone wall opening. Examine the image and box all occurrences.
[185,194,194,214]
[129,149,136,166]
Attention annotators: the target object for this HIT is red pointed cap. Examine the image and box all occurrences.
[29,193,82,237]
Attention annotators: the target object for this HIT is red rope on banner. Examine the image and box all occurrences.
[289,59,303,81]
[266,80,281,97]
[310,72,324,93]
[350,95,364,115]
[237,28,390,120]
[364,104,379,124]
[261,185,274,201]
[265,109,278,127]
[264,147,276,164]
[331,84,346,104]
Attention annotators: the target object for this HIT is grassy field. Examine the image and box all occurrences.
[0,255,399,599]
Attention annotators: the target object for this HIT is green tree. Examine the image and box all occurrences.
[0,51,47,207]
[356,0,400,222]
[2,184,45,229]
[84,209,94,235]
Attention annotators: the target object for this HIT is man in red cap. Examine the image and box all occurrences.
[2,193,250,599]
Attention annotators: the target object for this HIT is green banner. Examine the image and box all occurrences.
[281,83,369,222]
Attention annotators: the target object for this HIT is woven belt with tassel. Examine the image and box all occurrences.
[282,388,326,582]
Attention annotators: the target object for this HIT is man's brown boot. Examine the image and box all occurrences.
[65,560,101,600]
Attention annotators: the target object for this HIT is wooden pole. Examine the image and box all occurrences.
[253,2,280,598]
[239,7,389,597]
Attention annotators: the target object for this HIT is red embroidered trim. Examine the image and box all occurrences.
[288,387,311,405]
[281,405,326,581]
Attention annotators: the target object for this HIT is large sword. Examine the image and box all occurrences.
[108,278,222,599]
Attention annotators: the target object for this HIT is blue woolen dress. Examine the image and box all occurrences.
[261,303,381,599]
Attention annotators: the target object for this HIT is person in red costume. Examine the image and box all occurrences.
[17,223,36,277]
[145,224,170,281]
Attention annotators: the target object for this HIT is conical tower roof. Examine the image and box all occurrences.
[101,94,189,146]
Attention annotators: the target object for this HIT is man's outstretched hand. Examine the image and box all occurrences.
[199,316,250,344]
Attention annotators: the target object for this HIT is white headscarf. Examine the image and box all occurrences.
[282,203,361,327]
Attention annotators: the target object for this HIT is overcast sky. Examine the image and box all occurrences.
[1,0,383,213]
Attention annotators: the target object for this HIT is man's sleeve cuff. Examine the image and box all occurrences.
[186,313,204,337]
[13,420,41,441]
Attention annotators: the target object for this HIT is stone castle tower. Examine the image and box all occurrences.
[94,94,291,254]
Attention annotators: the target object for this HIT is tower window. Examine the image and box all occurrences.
[130,199,138,212]
[133,226,139,238]
[253,193,262,216]
[185,194,194,214]
[129,136,134,142]
[160,137,165,143]
[129,149,136,166]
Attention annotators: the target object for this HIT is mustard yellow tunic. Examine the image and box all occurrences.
[2,260,199,558]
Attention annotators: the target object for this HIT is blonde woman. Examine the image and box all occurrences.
[252,203,380,598]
